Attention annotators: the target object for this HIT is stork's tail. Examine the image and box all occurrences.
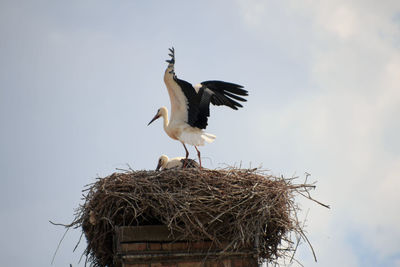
[202,133,216,144]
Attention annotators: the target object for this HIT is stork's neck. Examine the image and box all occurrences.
[160,107,179,141]
[161,108,169,132]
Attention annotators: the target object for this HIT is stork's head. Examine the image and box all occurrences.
[148,106,167,126]
[156,154,169,171]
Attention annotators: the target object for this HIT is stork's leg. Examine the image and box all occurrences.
[182,142,189,168]
[195,146,202,170]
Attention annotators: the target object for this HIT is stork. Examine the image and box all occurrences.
[148,47,248,168]
[155,155,199,171]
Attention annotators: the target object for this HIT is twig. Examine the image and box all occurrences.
[51,227,69,265]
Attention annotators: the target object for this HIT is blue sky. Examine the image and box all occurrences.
[1,1,400,266]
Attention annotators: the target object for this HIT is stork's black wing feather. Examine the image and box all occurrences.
[222,91,248,102]
[200,80,248,110]
[202,80,248,95]
[195,86,212,129]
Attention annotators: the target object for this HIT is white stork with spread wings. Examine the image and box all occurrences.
[148,47,248,168]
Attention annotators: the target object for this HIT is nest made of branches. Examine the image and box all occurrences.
[64,168,327,267]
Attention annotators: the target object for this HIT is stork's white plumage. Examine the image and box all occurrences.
[148,48,248,168]
[155,155,199,171]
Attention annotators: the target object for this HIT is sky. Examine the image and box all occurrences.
[1,0,400,266]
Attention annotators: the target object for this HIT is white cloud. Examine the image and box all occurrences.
[318,4,359,39]
[236,0,267,28]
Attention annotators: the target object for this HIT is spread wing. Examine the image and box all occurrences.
[199,81,248,110]
[191,80,248,129]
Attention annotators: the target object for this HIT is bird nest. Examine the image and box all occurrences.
[61,168,327,266]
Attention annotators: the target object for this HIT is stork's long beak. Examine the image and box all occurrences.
[148,114,160,126]
[155,161,162,171]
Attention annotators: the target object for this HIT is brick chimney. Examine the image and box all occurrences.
[114,225,258,267]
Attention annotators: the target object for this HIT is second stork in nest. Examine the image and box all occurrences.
[156,155,199,171]
[148,48,248,168]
